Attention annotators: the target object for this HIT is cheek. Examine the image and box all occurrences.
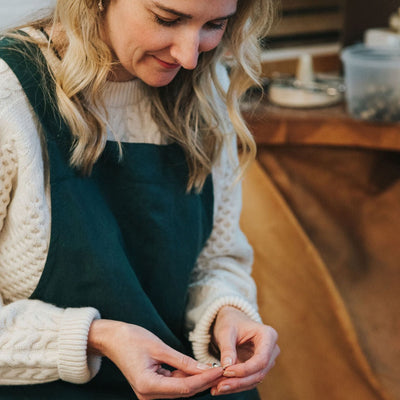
[200,31,226,53]
[105,7,165,56]
[114,28,167,62]
[126,26,173,54]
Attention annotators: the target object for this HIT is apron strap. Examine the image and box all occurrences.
[0,32,72,154]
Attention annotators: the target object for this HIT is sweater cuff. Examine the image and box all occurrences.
[188,296,262,364]
[58,307,101,384]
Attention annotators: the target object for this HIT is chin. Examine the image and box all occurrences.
[139,71,179,87]
[149,81,174,87]
[142,78,176,87]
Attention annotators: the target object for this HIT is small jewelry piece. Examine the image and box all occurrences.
[98,0,104,12]
[212,362,220,368]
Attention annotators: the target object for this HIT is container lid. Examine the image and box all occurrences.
[364,28,400,48]
[341,43,400,66]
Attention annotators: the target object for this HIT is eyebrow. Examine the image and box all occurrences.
[151,1,236,20]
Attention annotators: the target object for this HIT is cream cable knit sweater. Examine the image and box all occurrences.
[0,30,260,386]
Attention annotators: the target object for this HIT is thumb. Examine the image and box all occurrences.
[217,329,238,369]
[160,345,211,375]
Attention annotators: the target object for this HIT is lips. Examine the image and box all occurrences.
[153,56,180,69]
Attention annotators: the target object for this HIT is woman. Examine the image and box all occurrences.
[0,0,279,398]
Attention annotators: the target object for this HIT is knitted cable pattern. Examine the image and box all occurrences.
[0,56,102,385]
[0,300,100,384]
[0,58,50,303]
[0,38,260,384]
[186,136,261,364]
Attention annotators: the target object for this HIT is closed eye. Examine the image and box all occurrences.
[154,14,228,31]
[205,20,228,30]
[153,14,180,27]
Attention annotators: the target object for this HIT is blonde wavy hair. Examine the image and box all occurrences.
[8,0,274,190]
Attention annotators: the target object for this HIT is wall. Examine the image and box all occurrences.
[0,1,55,30]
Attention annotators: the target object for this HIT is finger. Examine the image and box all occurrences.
[170,370,189,378]
[214,344,280,395]
[265,344,280,372]
[212,382,259,396]
[217,326,238,369]
[155,346,211,375]
[214,367,269,396]
[224,342,279,379]
[223,326,278,378]
[142,366,224,399]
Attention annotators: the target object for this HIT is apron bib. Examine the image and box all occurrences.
[0,36,259,400]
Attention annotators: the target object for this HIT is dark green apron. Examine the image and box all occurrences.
[0,36,259,400]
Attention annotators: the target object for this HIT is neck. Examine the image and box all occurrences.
[107,63,137,82]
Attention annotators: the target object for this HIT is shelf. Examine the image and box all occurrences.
[242,99,400,152]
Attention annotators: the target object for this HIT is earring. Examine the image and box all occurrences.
[98,0,104,12]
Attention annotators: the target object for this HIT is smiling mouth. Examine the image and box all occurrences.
[153,56,180,69]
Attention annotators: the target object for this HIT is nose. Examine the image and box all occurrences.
[170,30,200,70]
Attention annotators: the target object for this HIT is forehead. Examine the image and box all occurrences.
[145,0,238,18]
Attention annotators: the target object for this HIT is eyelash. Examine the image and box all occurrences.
[207,21,227,31]
[153,14,227,31]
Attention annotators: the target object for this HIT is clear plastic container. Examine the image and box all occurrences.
[341,44,400,122]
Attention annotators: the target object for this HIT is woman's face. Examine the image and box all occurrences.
[102,0,237,85]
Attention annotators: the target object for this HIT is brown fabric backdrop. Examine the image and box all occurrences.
[241,146,400,400]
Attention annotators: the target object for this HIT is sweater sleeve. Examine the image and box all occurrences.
[0,300,101,384]
[185,64,262,364]
[0,58,102,385]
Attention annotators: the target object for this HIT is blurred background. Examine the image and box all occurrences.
[1,2,399,400]
[0,0,54,30]
[240,1,400,400]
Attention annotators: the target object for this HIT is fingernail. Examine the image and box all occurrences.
[219,385,231,393]
[197,363,212,370]
[211,388,217,396]
[212,362,221,368]
[223,370,235,377]
[222,357,232,369]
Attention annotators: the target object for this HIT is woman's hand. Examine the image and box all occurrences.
[210,306,280,396]
[88,319,223,400]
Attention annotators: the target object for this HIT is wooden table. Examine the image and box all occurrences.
[242,99,400,151]
[241,96,400,400]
